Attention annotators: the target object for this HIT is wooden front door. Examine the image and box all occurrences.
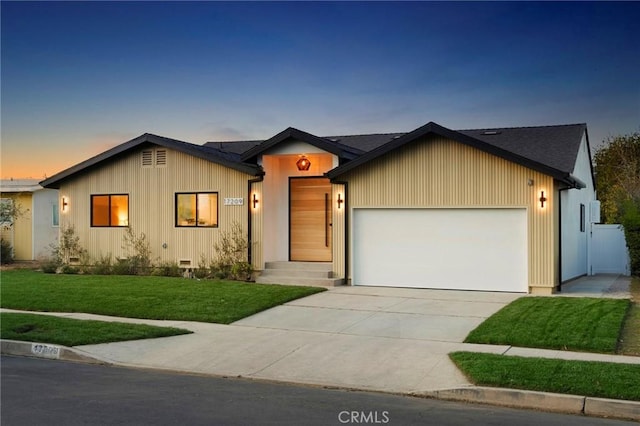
[290,177,332,262]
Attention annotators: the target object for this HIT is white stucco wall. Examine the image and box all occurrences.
[560,133,596,281]
[259,140,337,263]
[32,188,59,259]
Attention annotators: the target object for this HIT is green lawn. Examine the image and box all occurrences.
[450,352,640,401]
[464,297,630,353]
[1,312,191,346]
[0,270,325,324]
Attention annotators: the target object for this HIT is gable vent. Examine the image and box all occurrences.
[142,150,153,167]
[155,149,167,166]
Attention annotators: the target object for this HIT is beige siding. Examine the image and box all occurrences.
[59,146,253,267]
[341,136,556,294]
[1,193,33,260]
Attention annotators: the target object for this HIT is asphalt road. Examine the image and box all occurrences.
[1,356,635,426]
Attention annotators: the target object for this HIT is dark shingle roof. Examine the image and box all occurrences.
[326,122,588,188]
[240,127,363,162]
[458,124,587,175]
[40,122,590,190]
[40,133,262,189]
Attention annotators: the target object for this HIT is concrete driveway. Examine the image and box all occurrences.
[234,286,521,343]
[72,286,521,394]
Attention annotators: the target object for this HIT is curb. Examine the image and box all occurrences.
[423,387,640,422]
[1,340,112,365]
[3,339,639,422]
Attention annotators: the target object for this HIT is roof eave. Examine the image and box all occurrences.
[40,133,262,189]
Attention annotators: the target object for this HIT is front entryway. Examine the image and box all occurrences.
[290,177,332,262]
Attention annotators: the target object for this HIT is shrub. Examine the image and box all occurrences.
[211,222,252,280]
[61,264,79,274]
[122,228,152,275]
[54,225,87,265]
[193,254,210,279]
[1,238,14,264]
[92,253,114,275]
[621,200,640,275]
[152,261,183,277]
[40,257,59,274]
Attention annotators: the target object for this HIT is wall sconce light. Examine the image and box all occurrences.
[61,197,69,212]
[337,193,343,209]
[296,155,311,171]
[527,179,534,186]
[252,193,259,209]
[539,191,547,208]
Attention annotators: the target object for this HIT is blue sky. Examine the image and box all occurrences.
[2,1,639,179]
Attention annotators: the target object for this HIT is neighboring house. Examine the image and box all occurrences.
[1,179,60,260]
[40,121,597,294]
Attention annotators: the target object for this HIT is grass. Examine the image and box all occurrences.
[0,270,325,324]
[619,277,640,356]
[1,312,191,347]
[450,352,640,401]
[464,296,630,353]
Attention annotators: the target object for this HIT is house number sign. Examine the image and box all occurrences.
[224,198,244,206]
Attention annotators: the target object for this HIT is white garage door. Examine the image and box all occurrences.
[353,208,527,292]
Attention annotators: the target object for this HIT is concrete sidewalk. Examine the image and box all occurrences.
[2,281,639,420]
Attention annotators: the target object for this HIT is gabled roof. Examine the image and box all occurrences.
[40,133,262,189]
[240,127,363,163]
[459,124,588,176]
[326,122,587,188]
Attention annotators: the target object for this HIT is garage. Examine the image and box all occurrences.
[352,208,528,292]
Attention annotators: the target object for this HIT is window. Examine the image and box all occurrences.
[91,194,129,227]
[0,198,13,226]
[176,193,218,227]
[580,203,586,232]
[52,202,59,227]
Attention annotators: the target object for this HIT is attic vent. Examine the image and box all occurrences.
[156,149,167,166]
[142,150,153,167]
[481,131,502,135]
[393,135,402,139]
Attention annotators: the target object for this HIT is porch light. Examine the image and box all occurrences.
[337,193,343,209]
[539,191,547,208]
[296,155,311,171]
[252,193,259,209]
[61,197,69,212]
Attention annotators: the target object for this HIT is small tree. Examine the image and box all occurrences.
[121,227,152,275]
[211,222,252,280]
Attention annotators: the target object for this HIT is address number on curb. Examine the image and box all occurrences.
[224,198,244,206]
[31,343,61,359]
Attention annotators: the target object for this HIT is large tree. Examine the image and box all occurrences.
[593,131,640,224]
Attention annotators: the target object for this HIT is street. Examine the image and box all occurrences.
[1,356,635,426]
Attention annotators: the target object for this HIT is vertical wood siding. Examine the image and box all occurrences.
[59,147,252,267]
[341,136,556,293]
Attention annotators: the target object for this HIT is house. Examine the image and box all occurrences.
[40,121,597,294]
[1,179,60,261]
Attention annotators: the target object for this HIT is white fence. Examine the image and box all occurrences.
[591,224,630,275]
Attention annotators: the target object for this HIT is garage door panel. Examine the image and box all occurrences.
[353,208,527,292]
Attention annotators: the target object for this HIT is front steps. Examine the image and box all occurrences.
[256,261,345,287]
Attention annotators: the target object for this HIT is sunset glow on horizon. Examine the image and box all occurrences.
[2,2,638,180]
